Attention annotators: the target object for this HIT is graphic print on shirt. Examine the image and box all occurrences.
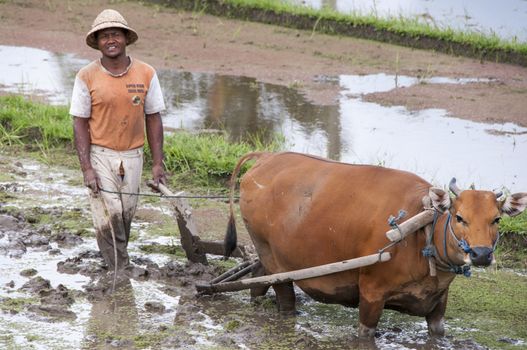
[127,83,145,106]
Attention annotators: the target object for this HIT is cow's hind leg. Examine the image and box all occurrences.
[250,261,270,299]
[273,282,296,315]
[426,291,448,336]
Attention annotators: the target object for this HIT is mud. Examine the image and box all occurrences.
[1,152,526,349]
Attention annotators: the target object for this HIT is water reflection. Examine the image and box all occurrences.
[161,69,526,191]
[0,46,85,105]
[83,278,138,349]
[287,0,527,42]
[1,45,525,192]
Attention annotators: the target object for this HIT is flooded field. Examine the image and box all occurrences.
[288,0,527,42]
[1,45,525,193]
[1,153,526,349]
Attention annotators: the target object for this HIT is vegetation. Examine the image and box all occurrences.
[447,269,527,349]
[155,130,282,191]
[154,0,527,66]
[0,95,281,190]
[0,95,71,148]
[0,297,39,313]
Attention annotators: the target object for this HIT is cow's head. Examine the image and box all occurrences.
[428,178,527,268]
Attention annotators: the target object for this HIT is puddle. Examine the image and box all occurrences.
[0,45,526,192]
[0,46,85,105]
[287,0,527,42]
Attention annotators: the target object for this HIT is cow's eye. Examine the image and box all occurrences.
[455,214,466,224]
[492,217,501,225]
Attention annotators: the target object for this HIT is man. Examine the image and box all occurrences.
[70,9,166,271]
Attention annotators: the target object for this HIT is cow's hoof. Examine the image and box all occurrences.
[278,309,297,318]
[358,323,376,339]
[427,318,445,337]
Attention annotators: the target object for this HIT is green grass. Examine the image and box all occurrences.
[500,210,527,235]
[447,269,527,349]
[220,0,527,53]
[0,297,39,313]
[0,95,72,149]
[0,95,282,190]
[156,131,282,191]
[163,0,525,66]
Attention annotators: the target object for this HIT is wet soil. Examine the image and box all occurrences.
[0,0,526,126]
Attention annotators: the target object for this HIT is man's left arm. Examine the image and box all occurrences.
[145,112,166,186]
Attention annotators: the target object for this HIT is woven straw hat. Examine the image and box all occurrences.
[85,9,138,49]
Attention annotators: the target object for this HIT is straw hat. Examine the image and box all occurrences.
[85,9,138,49]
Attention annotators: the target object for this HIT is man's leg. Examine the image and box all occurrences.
[89,146,135,269]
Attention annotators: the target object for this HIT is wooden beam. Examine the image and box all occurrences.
[196,252,391,295]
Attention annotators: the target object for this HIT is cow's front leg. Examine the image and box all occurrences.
[273,282,296,315]
[426,290,448,336]
[358,291,385,339]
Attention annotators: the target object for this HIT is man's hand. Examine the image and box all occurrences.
[83,167,101,193]
[152,164,167,188]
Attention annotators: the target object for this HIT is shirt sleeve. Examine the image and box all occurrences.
[144,73,166,115]
[69,75,91,118]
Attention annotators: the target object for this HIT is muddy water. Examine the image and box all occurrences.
[288,0,527,42]
[1,45,525,193]
[2,154,522,349]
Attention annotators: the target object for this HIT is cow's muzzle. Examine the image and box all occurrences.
[469,246,493,267]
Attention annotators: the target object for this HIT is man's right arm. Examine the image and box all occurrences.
[73,117,99,193]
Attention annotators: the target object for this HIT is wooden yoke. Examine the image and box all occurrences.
[385,207,435,242]
[422,196,437,276]
[385,195,437,276]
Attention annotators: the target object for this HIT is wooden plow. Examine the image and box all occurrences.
[148,181,439,294]
[146,181,250,264]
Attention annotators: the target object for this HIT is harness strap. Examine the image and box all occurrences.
[420,211,472,277]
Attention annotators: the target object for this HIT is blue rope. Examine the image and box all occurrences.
[388,209,407,240]
[443,213,472,277]
[422,210,439,258]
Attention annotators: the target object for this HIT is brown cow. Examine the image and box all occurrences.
[224,152,527,338]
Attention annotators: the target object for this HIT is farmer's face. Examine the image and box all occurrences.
[96,28,127,58]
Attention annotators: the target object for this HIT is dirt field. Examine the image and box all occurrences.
[1,0,526,126]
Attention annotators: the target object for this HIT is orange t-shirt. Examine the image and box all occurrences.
[70,58,165,151]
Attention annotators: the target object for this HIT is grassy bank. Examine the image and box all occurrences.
[0,95,280,191]
[148,0,527,67]
[447,269,527,349]
[0,94,526,241]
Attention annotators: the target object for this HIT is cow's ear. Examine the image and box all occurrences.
[429,187,451,212]
[502,192,527,217]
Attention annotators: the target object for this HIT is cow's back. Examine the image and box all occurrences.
[239,152,432,305]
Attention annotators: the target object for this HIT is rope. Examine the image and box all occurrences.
[421,209,439,258]
[99,188,237,199]
[442,213,472,277]
[387,209,407,241]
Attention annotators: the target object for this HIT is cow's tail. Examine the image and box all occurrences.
[224,151,268,259]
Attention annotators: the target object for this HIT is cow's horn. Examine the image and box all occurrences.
[493,189,503,198]
[449,178,461,197]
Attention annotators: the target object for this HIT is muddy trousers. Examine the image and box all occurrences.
[88,145,143,270]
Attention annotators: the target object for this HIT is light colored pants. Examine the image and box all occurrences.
[89,145,143,269]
